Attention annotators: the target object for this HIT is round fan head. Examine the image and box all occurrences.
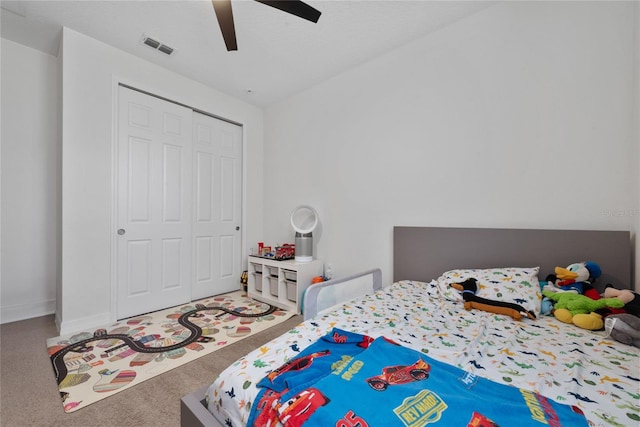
[290,205,318,234]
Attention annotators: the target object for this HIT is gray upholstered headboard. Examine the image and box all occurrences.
[393,227,632,291]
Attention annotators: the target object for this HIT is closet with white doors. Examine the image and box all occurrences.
[116,86,242,319]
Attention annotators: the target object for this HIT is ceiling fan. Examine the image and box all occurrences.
[212,0,321,51]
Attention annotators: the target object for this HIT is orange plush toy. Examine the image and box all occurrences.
[451,278,536,321]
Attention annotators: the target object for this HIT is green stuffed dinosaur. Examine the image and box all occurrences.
[542,291,624,330]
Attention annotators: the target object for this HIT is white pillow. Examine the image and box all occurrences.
[436,267,541,316]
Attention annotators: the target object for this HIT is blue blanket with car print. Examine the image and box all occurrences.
[247,328,588,427]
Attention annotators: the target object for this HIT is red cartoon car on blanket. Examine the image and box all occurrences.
[266,350,330,382]
[279,387,330,427]
[366,359,431,391]
[467,411,500,427]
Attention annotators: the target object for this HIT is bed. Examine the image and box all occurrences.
[181,226,638,427]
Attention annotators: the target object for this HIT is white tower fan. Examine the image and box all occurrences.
[290,205,318,262]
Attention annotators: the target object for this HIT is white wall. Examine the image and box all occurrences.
[263,1,639,289]
[1,39,60,323]
[58,28,264,334]
[2,1,638,329]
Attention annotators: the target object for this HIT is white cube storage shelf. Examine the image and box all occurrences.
[247,256,323,313]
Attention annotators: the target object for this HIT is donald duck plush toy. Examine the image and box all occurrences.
[544,261,601,295]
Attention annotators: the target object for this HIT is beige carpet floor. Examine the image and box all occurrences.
[1,313,302,427]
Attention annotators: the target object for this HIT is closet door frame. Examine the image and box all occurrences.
[110,80,245,321]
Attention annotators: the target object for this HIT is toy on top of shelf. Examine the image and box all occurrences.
[256,243,296,260]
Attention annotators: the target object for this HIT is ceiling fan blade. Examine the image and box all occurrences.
[212,0,238,51]
[255,0,321,23]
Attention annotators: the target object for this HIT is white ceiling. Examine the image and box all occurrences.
[1,0,493,107]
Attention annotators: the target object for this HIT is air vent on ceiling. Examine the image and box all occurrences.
[141,35,175,56]
[157,44,174,55]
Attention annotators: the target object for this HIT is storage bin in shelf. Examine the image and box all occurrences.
[250,263,263,290]
[286,280,297,301]
[266,266,279,277]
[283,269,297,282]
[269,276,279,296]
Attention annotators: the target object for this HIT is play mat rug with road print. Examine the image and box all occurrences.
[46,291,293,413]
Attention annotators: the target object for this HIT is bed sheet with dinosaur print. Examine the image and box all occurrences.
[205,280,640,427]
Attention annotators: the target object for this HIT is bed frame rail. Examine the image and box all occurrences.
[180,385,214,427]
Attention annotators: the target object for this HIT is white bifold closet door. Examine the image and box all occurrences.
[191,111,242,300]
[116,86,241,319]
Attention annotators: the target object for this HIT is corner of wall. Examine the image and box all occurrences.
[56,24,64,329]
[635,1,640,291]
[58,311,112,336]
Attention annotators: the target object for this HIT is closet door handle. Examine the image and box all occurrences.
[118,229,126,235]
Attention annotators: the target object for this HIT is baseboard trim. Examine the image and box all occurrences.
[0,299,56,324]
[58,312,113,336]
